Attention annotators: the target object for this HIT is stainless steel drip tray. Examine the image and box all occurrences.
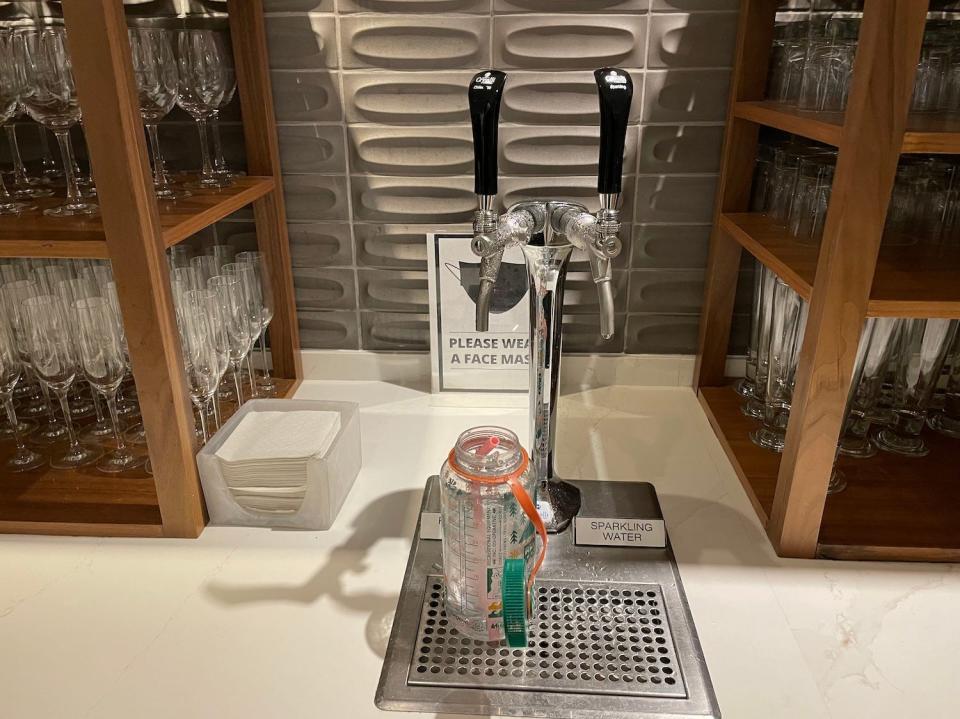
[376,478,720,719]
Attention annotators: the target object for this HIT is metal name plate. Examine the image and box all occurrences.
[574,517,666,548]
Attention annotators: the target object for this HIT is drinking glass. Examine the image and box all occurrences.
[129,28,189,201]
[37,126,62,180]
[883,161,928,247]
[838,318,901,458]
[236,250,276,393]
[767,38,807,104]
[175,29,230,190]
[207,274,251,405]
[210,31,237,178]
[75,296,145,472]
[168,244,193,272]
[929,333,960,438]
[769,146,802,225]
[912,43,950,113]
[0,30,35,215]
[876,318,958,456]
[737,260,763,400]
[211,244,236,271]
[15,27,99,217]
[20,294,102,469]
[751,278,806,452]
[798,38,856,112]
[0,311,45,471]
[743,265,776,419]
[190,254,219,289]
[5,102,53,199]
[789,154,835,244]
[180,289,229,441]
[223,261,265,397]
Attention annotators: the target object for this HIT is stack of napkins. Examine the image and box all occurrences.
[214,410,341,513]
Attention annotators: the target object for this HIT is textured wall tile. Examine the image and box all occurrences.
[642,70,731,123]
[340,0,488,11]
[264,0,333,10]
[283,174,350,221]
[264,14,338,70]
[647,13,737,69]
[631,224,710,269]
[562,314,627,353]
[361,311,431,350]
[272,71,343,122]
[628,269,704,313]
[501,71,643,126]
[497,0,648,12]
[349,125,473,176]
[634,175,717,223]
[288,222,353,267]
[340,16,490,70]
[625,314,699,354]
[293,267,358,309]
[637,125,724,174]
[651,0,737,9]
[343,71,474,124]
[351,176,475,222]
[278,124,346,174]
[500,176,636,216]
[357,269,429,312]
[494,15,646,70]
[299,310,361,349]
[563,270,629,314]
[354,224,450,270]
[500,125,638,176]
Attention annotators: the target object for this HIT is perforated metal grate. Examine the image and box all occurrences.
[407,576,687,699]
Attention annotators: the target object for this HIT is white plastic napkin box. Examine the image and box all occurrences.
[197,399,361,530]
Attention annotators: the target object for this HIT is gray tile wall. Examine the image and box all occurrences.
[247,0,739,354]
[0,0,741,355]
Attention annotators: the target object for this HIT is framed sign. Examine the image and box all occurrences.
[427,233,530,393]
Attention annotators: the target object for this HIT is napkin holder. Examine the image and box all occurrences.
[197,399,362,530]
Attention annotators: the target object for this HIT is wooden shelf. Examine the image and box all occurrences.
[0,377,300,537]
[699,385,960,562]
[734,100,960,154]
[0,175,274,259]
[721,212,960,318]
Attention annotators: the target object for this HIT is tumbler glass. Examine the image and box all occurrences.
[789,154,836,244]
[797,38,856,112]
[769,146,802,225]
[743,264,776,419]
[875,318,958,456]
[838,318,901,458]
[736,259,764,400]
[767,29,808,105]
[912,44,950,113]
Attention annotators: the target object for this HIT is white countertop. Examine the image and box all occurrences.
[1,380,958,719]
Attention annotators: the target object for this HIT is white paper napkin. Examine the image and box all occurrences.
[215,410,341,463]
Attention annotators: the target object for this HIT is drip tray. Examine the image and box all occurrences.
[377,478,720,719]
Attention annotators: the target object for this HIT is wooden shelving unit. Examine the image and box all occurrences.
[696,0,960,562]
[0,0,301,538]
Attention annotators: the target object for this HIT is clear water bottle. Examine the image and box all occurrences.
[439,426,546,646]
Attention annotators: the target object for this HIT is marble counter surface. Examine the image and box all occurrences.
[0,380,957,718]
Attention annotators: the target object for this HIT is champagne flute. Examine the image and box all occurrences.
[0,29,35,215]
[75,296,146,472]
[129,28,189,201]
[15,26,98,217]
[175,29,230,190]
[0,310,45,472]
[223,261,263,397]
[180,289,229,440]
[236,251,276,393]
[207,274,250,405]
[20,294,102,469]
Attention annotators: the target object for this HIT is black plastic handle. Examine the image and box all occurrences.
[594,67,633,195]
[468,70,507,196]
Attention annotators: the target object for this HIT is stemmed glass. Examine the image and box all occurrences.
[175,29,231,190]
[5,111,53,200]
[20,294,102,469]
[236,251,276,394]
[208,274,250,405]
[0,30,35,215]
[210,31,237,179]
[129,28,189,201]
[75,296,145,472]
[0,311,45,472]
[180,289,229,441]
[15,27,98,217]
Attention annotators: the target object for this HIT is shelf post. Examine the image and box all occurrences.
[227,0,302,381]
[694,0,778,388]
[767,0,929,558]
[63,0,205,538]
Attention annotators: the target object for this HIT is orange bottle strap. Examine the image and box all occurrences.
[505,474,547,609]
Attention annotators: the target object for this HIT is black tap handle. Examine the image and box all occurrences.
[594,67,633,195]
[468,70,507,196]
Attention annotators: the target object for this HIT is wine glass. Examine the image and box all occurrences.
[0,29,35,215]
[20,294,102,469]
[129,28,189,201]
[180,289,229,441]
[175,29,230,190]
[5,112,53,200]
[15,26,99,217]
[210,30,237,178]
[236,251,275,394]
[75,296,146,472]
[0,310,45,472]
[207,274,250,405]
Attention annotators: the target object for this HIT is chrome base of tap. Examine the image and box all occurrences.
[536,477,582,534]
